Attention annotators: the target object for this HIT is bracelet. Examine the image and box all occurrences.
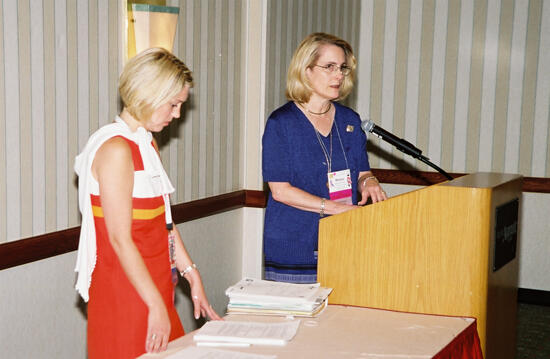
[362,175,378,188]
[320,198,326,218]
[180,263,197,276]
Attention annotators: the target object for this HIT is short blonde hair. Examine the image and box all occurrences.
[286,33,356,103]
[119,47,193,123]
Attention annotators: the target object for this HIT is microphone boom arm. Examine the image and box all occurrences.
[417,156,453,181]
[362,119,453,181]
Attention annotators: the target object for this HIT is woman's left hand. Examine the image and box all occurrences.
[187,273,223,321]
[358,174,388,205]
[172,227,223,321]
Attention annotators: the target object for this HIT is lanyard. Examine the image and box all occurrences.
[314,118,349,173]
[315,129,333,172]
[163,194,178,285]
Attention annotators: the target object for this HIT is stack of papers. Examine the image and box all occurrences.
[193,320,300,346]
[225,278,332,317]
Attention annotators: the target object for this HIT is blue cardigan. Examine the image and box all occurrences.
[262,101,370,273]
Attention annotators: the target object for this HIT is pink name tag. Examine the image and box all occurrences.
[328,169,352,205]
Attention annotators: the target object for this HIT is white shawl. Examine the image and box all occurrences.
[74,117,174,302]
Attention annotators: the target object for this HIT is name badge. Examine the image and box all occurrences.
[327,169,352,205]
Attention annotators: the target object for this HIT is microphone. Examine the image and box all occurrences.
[360,119,426,160]
[360,118,453,180]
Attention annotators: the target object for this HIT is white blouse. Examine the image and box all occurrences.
[73,117,174,302]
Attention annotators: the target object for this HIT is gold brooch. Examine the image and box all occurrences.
[346,125,354,132]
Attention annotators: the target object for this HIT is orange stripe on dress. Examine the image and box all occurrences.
[92,204,165,220]
[91,194,165,220]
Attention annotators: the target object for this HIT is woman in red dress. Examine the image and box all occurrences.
[74,48,221,358]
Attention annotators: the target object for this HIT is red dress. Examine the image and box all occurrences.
[87,137,184,359]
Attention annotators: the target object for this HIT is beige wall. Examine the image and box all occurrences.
[353,0,550,291]
[0,0,549,357]
[517,192,550,291]
[264,0,362,117]
[0,1,254,357]
[356,0,550,178]
[3,1,547,245]
[0,0,245,243]
[0,209,244,358]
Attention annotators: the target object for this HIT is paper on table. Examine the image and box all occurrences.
[227,297,328,318]
[225,278,323,303]
[227,288,332,310]
[193,320,301,346]
[165,346,276,359]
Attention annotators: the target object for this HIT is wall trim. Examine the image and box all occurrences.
[371,169,550,193]
[0,190,266,271]
[518,288,550,306]
[1,169,548,271]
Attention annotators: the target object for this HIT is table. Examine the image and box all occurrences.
[140,305,483,359]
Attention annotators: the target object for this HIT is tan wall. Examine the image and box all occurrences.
[0,209,244,358]
[0,0,245,242]
[4,1,546,245]
[354,0,550,293]
[264,0,362,117]
[356,0,550,178]
[0,0,548,356]
[0,1,250,356]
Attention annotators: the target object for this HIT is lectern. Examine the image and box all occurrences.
[318,172,522,359]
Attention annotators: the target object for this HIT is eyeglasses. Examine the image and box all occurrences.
[313,63,351,76]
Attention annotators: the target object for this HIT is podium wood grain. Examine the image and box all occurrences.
[318,172,522,359]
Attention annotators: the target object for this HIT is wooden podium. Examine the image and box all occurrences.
[318,172,522,359]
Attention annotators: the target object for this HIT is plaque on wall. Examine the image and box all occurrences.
[493,198,519,272]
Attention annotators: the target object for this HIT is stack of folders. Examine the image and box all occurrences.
[225,278,332,317]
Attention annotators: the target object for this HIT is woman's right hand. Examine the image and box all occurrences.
[145,301,171,353]
[326,199,357,215]
[187,271,223,321]
[269,181,356,215]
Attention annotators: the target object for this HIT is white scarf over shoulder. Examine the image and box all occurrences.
[74,117,174,302]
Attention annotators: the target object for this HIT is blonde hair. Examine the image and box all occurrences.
[119,47,193,123]
[286,33,356,103]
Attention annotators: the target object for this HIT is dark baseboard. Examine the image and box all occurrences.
[518,288,550,306]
